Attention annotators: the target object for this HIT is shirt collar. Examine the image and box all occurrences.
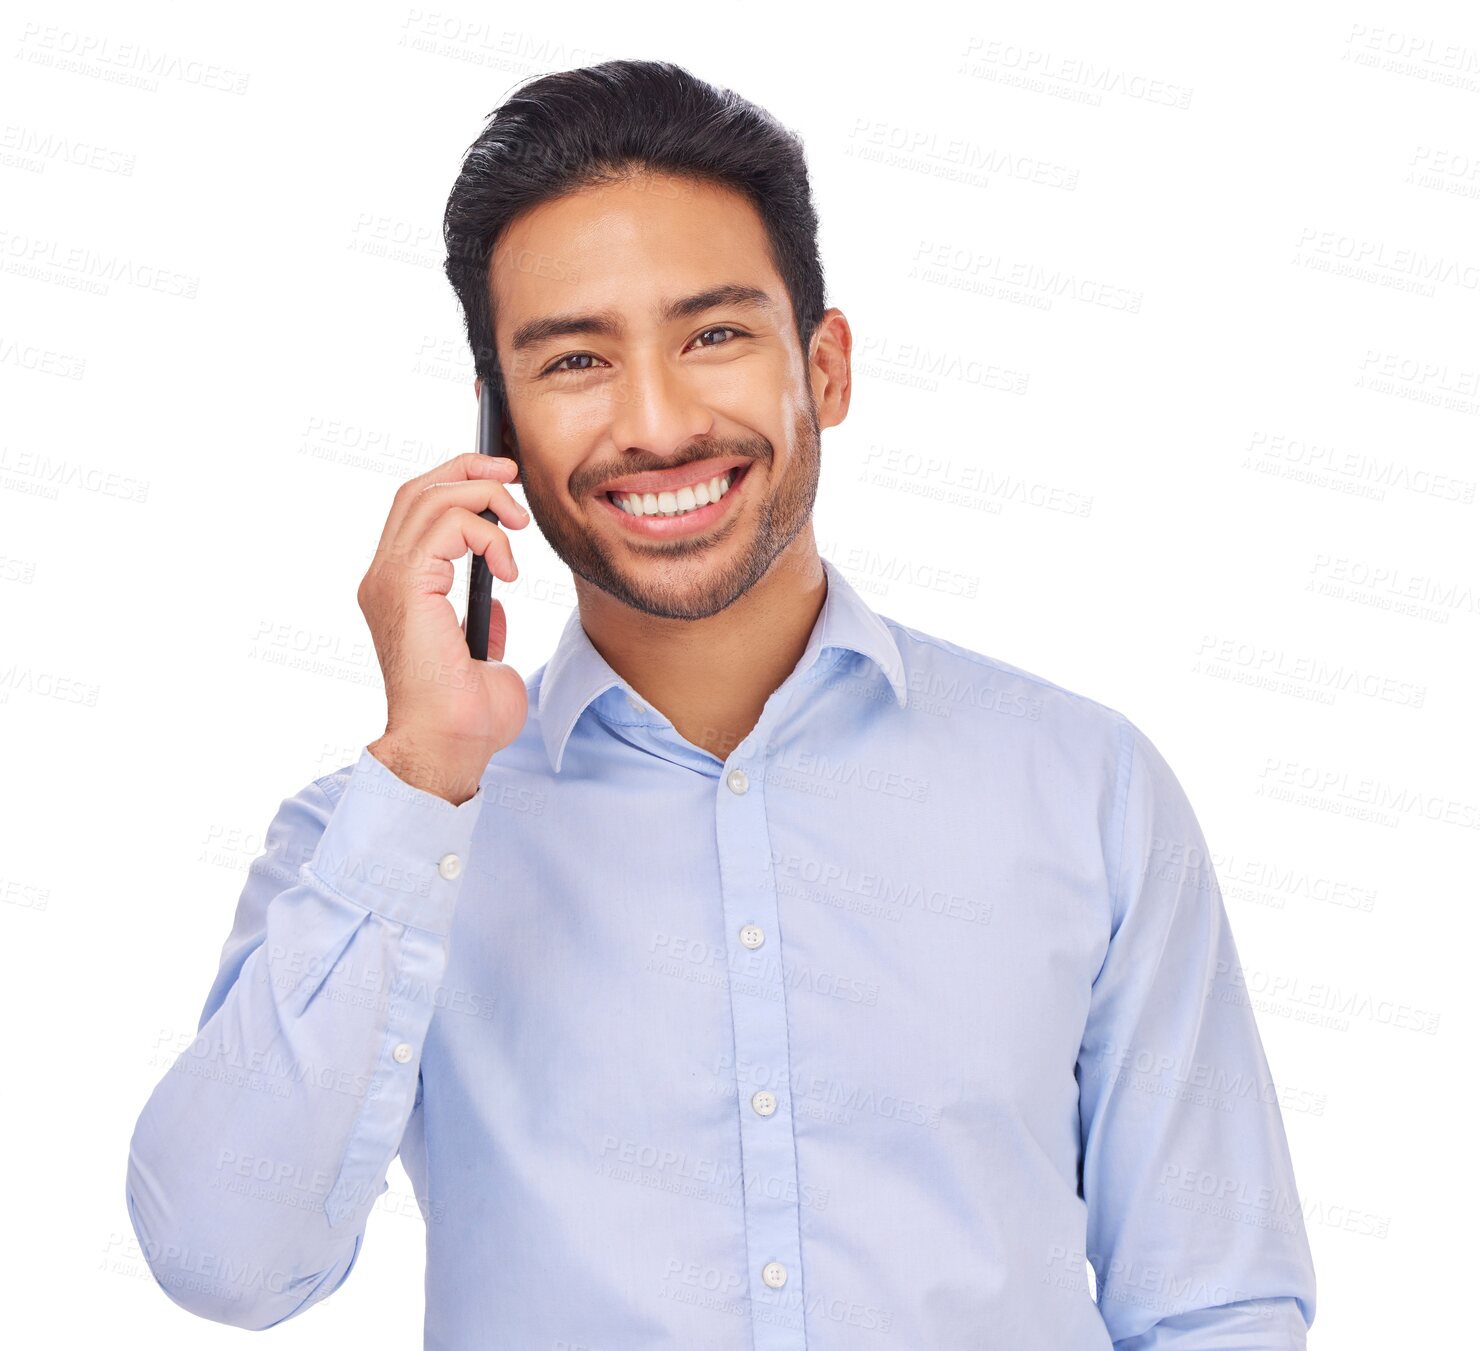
[537,554,908,773]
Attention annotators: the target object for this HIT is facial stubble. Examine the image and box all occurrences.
[518,397,822,622]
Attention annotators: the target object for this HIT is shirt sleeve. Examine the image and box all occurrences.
[1075,716,1318,1349]
[124,745,484,1329]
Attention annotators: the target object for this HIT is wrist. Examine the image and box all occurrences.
[367,732,486,806]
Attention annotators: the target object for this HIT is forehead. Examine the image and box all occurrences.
[488,173,781,336]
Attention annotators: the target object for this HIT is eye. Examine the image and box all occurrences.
[541,352,607,378]
[538,326,749,379]
[690,325,746,349]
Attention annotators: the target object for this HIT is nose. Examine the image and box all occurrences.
[606,348,713,459]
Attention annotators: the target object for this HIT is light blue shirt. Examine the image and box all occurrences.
[126,555,1317,1348]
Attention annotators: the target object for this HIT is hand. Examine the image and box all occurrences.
[358,452,532,803]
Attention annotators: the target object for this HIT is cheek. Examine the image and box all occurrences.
[701,347,793,410]
[509,425,588,499]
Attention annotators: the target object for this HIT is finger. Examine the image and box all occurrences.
[483,596,510,664]
[405,505,519,595]
[400,475,530,545]
[377,453,519,555]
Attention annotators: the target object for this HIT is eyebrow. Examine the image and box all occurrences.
[509,283,778,355]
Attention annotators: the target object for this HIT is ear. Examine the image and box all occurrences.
[808,308,853,431]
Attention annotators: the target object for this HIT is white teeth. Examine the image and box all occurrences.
[611,471,736,518]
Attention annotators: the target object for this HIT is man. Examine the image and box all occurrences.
[126,59,1317,1349]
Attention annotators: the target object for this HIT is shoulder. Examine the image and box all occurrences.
[882,614,1132,752]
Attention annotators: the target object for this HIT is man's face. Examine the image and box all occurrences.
[487,172,842,621]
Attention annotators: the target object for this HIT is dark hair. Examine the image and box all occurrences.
[442,59,826,393]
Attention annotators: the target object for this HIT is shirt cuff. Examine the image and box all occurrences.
[306,745,484,936]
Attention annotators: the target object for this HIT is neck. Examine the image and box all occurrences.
[573,531,826,762]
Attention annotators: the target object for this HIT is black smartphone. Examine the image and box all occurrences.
[464,378,507,661]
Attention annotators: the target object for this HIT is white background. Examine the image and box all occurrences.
[2,1,1476,1346]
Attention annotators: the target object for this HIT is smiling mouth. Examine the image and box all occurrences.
[603,462,751,520]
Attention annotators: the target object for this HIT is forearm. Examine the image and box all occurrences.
[1110,1295,1310,1350]
[125,748,483,1327]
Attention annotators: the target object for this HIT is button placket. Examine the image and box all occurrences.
[714,747,807,1349]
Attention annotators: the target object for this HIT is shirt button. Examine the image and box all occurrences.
[626,693,646,712]
[751,1090,777,1117]
[726,768,749,794]
[392,1042,414,1063]
[762,1261,788,1288]
[438,852,462,880]
[740,924,765,949]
